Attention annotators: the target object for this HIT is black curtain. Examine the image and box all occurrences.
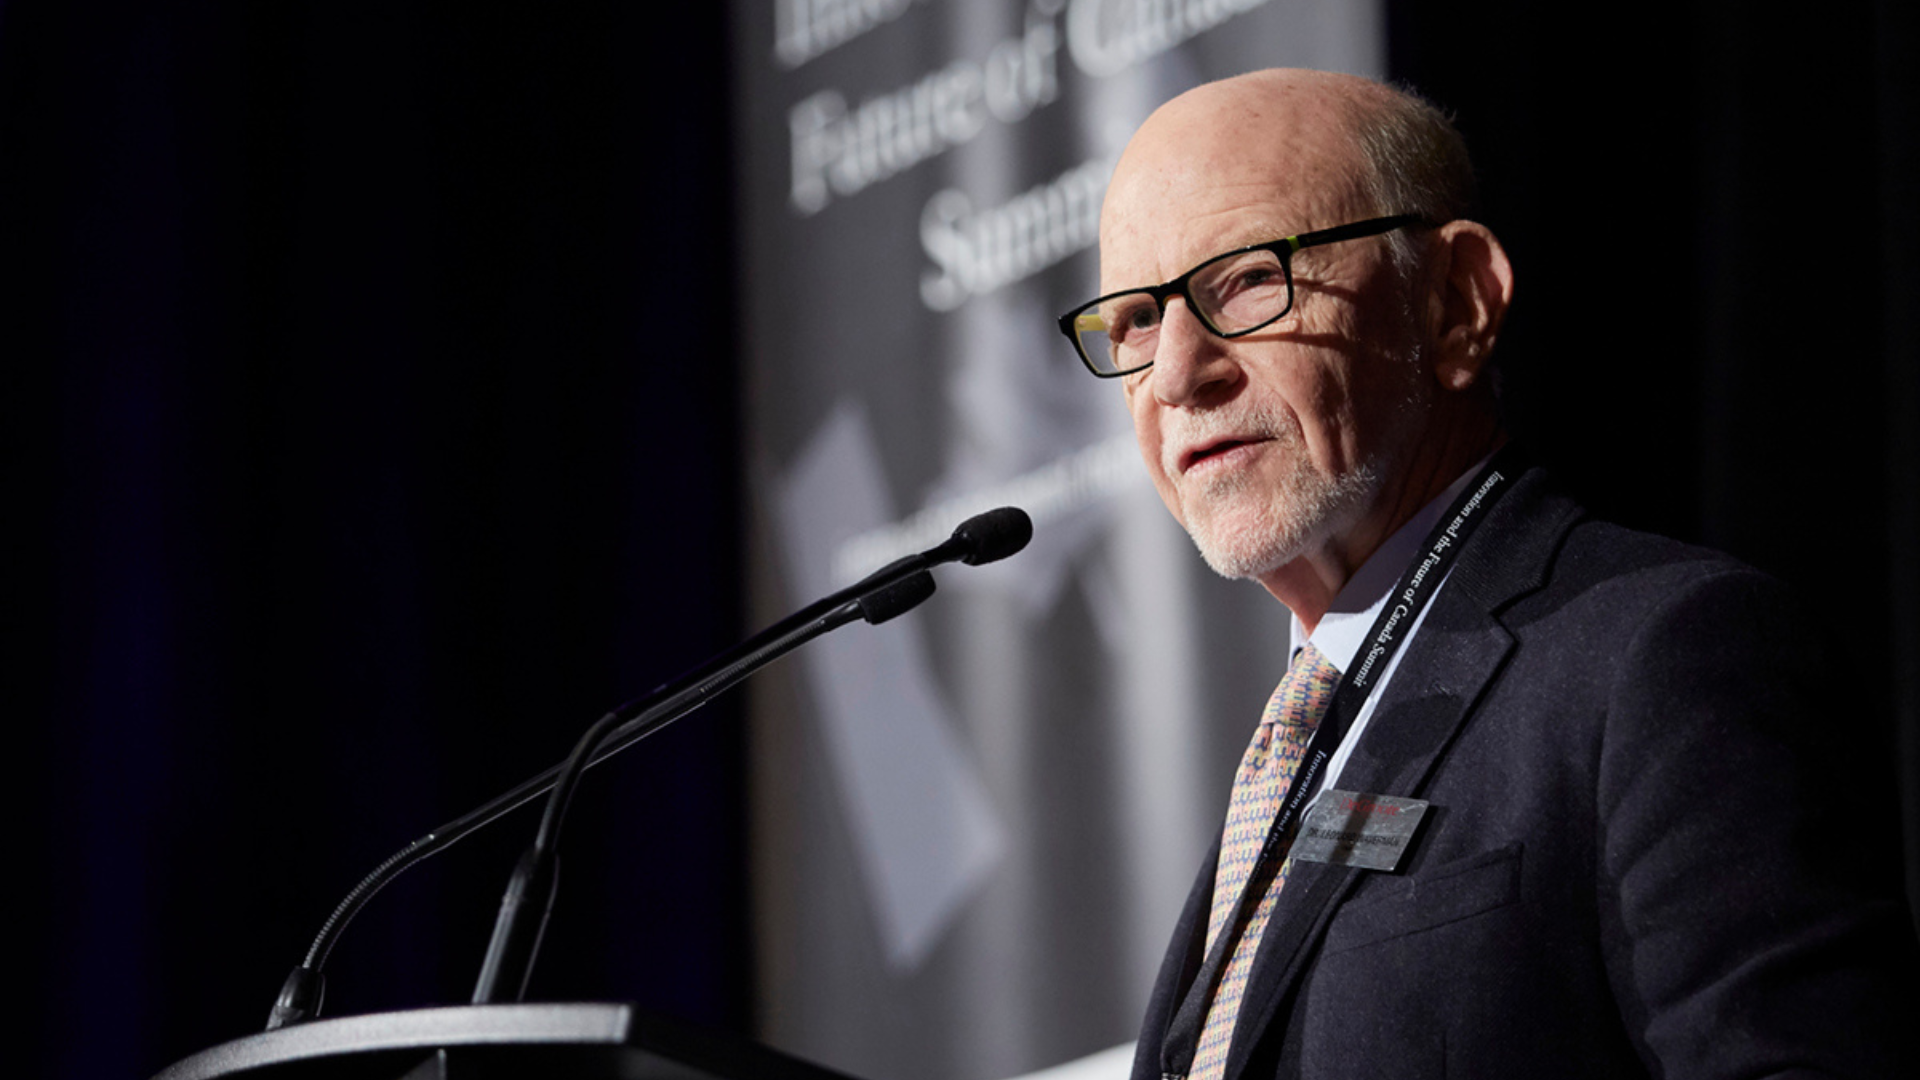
[1389,0,1920,920]
[3,3,747,1078]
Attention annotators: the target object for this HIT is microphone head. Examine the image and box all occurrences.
[951,506,1033,566]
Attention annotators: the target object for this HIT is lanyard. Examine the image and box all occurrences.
[1159,445,1524,1080]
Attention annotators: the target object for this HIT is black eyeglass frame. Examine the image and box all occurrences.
[1056,213,1429,378]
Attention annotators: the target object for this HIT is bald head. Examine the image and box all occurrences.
[1102,71,1373,292]
[1115,70,1404,202]
[1102,69,1473,291]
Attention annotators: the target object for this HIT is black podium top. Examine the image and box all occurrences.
[153,1003,863,1080]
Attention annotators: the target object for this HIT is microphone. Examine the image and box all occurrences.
[915,506,1034,569]
[469,562,945,1006]
[850,505,1034,595]
[267,507,1032,1028]
[469,513,1027,1004]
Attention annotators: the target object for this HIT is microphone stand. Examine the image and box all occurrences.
[265,507,1031,1029]
[467,569,936,1005]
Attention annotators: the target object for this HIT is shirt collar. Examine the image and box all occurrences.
[1290,459,1490,671]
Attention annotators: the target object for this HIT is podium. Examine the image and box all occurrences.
[152,1003,861,1080]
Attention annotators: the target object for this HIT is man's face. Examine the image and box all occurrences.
[1102,80,1434,583]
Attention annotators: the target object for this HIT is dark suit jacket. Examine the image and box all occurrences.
[1134,466,1918,1079]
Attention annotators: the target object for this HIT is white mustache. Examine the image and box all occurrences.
[1163,407,1292,475]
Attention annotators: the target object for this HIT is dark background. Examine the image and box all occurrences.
[4,2,1914,1078]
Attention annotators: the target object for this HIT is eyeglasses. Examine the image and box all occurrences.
[1057,214,1427,378]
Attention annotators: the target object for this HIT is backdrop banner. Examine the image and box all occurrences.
[730,4,1382,1078]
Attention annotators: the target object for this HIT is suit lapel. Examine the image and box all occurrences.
[1219,467,1579,1080]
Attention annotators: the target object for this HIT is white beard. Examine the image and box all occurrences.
[1171,331,1428,581]
[1176,411,1383,580]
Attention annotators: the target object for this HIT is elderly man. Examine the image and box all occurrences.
[1059,69,1917,1078]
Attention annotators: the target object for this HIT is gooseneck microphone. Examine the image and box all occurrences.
[924,505,1033,566]
[266,506,1033,1029]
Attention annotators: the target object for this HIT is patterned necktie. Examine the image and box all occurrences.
[1189,643,1342,1080]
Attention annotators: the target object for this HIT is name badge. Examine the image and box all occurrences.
[1292,790,1429,871]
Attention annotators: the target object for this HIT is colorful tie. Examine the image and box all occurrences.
[1189,643,1342,1080]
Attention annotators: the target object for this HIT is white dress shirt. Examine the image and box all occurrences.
[1287,461,1487,802]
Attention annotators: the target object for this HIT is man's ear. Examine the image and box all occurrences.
[1424,220,1514,392]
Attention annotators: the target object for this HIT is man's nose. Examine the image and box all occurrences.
[1151,299,1240,405]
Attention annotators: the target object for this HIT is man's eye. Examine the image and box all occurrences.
[1230,266,1277,291]
[1198,253,1288,327]
[1106,300,1160,342]
[1208,255,1283,298]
